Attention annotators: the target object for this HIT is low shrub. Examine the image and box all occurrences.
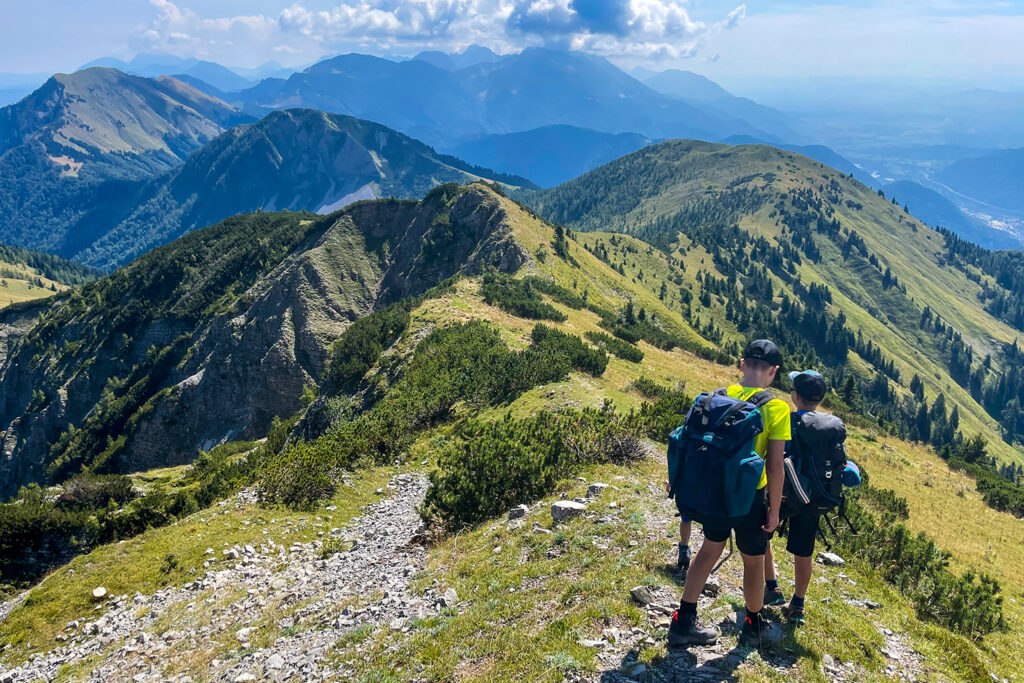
[585,330,644,363]
[422,402,647,530]
[834,485,1004,638]
[259,321,607,508]
[480,273,567,322]
[628,376,668,398]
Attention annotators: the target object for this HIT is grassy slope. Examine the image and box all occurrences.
[526,141,1024,466]
[0,261,67,309]
[2,188,1022,681]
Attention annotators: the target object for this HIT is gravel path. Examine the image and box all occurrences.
[0,473,439,682]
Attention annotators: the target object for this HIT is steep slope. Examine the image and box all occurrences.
[0,68,249,253]
[938,146,1024,214]
[0,183,527,499]
[448,125,652,187]
[63,109,532,269]
[523,140,1024,466]
[239,49,791,148]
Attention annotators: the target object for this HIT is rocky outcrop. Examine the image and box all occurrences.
[0,184,530,496]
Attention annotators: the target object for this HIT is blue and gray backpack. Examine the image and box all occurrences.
[667,387,773,526]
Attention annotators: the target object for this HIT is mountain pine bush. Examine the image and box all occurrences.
[421,402,646,530]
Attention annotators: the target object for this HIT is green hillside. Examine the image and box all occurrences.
[0,243,100,309]
[522,140,1024,469]
[2,176,1024,681]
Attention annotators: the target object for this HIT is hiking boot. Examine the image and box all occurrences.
[764,586,787,607]
[782,603,806,625]
[667,610,720,647]
[676,544,691,573]
[739,612,782,648]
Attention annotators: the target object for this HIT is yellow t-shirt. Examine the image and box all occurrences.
[726,385,791,489]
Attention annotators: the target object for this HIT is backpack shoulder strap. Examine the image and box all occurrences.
[748,390,774,408]
[713,386,729,396]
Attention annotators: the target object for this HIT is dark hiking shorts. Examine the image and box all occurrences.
[702,488,771,556]
[785,511,820,558]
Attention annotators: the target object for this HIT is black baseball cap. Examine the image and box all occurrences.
[789,369,827,402]
[743,339,782,367]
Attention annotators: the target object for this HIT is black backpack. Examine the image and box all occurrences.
[780,411,847,519]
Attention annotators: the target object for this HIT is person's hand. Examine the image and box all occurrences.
[762,508,780,533]
[664,480,671,494]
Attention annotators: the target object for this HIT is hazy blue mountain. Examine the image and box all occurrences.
[449,125,652,187]
[883,180,1021,249]
[240,54,480,147]
[937,147,1024,214]
[645,69,802,143]
[229,61,297,81]
[413,45,501,71]
[80,54,253,92]
[239,48,790,147]
[642,69,732,102]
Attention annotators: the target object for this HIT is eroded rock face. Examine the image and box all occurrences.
[0,185,528,496]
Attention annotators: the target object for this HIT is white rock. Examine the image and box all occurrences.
[233,674,257,683]
[817,552,846,566]
[236,627,254,642]
[266,654,285,670]
[702,576,721,597]
[508,504,529,520]
[551,500,586,522]
[630,585,657,605]
[92,586,107,600]
[439,587,459,607]
[587,482,609,498]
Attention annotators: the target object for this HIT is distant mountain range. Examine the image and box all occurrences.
[0,69,529,269]
[449,125,653,188]
[78,53,294,92]
[234,48,794,148]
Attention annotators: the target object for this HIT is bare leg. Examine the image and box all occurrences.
[764,541,777,581]
[793,554,813,598]
[681,539,726,603]
[679,519,692,544]
[741,552,766,613]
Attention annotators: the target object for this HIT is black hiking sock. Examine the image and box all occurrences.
[679,599,698,616]
[765,579,779,591]
[791,595,805,609]
[745,609,762,625]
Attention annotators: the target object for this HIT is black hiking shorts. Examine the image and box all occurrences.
[702,488,771,556]
[785,511,820,558]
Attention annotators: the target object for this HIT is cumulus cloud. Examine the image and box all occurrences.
[133,0,744,65]
[133,0,282,62]
[504,0,746,58]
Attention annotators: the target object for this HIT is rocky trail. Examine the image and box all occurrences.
[0,473,440,682]
[0,458,930,682]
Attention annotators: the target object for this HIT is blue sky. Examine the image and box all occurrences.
[1,0,1022,91]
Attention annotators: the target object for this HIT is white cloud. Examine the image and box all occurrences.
[130,0,745,67]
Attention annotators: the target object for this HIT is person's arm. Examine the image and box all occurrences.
[762,438,785,533]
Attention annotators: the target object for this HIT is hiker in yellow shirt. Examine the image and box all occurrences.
[669,339,790,647]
